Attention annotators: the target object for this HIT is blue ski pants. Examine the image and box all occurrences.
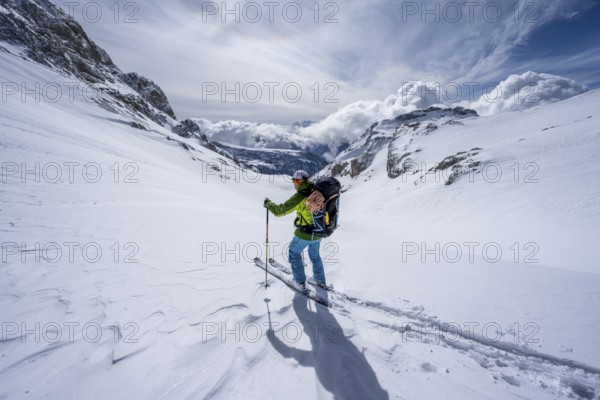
[289,235,325,284]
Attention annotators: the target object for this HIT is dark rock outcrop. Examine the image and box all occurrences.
[429,149,483,186]
[0,0,176,126]
[387,151,414,179]
[172,119,202,139]
[0,0,119,83]
[120,73,176,120]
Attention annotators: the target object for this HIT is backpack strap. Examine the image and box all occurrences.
[327,193,339,201]
[298,188,312,197]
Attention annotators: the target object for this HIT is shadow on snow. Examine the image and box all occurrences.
[266,291,389,399]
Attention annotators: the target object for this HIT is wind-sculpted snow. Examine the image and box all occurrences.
[271,257,600,391]
[2,24,600,399]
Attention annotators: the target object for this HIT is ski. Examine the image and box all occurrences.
[268,258,333,289]
[268,258,360,303]
[254,258,330,308]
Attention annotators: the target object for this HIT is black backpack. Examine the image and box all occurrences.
[297,177,342,238]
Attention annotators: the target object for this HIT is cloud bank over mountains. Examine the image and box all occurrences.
[197,71,588,159]
[469,72,588,115]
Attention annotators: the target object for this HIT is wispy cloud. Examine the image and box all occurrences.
[60,0,594,123]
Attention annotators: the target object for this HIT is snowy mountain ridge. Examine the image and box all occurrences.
[0,0,177,127]
[321,106,479,180]
[2,62,600,396]
[2,1,600,399]
[0,0,336,175]
[190,117,349,175]
[212,142,329,176]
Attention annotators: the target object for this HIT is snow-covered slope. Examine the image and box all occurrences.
[0,48,273,398]
[322,106,479,179]
[321,91,600,272]
[317,89,600,395]
[2,41,600,398]
[2,2,600,396]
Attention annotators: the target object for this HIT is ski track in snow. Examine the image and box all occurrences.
[268,258,600,398]
[1,51,600,399]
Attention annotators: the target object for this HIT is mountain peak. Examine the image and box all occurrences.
[0,0,177,125]
[323,106,479,179]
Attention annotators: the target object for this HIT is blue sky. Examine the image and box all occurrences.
[509,1,600,87]
[62,0,600,123]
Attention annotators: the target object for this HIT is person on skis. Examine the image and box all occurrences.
[264,170,327,291]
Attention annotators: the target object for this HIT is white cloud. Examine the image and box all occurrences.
[301,82,446,153]
[469,71,588,115]
[58,0,594,122]
[195,72,587,160]
[194,81,448,159]
[192,118,312,149]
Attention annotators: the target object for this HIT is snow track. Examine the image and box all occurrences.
[2,49,600,399]
[270,257,600,383]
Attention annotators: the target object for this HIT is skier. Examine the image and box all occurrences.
[264,170,327,291]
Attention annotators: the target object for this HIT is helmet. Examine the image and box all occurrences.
[292,170,309,180]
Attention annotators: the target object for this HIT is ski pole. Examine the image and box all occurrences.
[265,206,269,288]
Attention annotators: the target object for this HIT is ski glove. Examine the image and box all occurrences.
[263,198,271,208]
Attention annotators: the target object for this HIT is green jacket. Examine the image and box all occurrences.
[266,181,316,241]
